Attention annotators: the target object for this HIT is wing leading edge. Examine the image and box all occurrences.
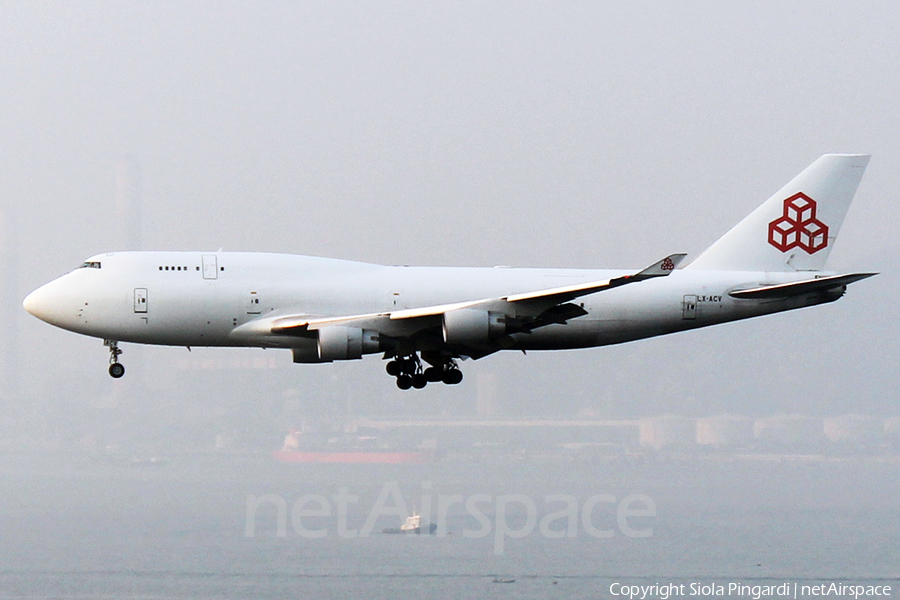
[267,254,687,338]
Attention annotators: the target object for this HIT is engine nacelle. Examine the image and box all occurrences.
[442,309,506,345]
[291,328,380,363]
[291,341,322,363]
[317,326,380,362]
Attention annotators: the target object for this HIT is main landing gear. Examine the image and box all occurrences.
[105,340,125,378]
[385,355,463,390]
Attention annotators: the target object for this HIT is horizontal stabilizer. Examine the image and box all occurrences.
[729,273,877,299]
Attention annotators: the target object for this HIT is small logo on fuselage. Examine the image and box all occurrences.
[767,192,828,254]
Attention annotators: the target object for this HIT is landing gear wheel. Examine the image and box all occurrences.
[386,361,401,376]
[396,374,413,390]
[105,340,124,378]
[424,367,442,382]
[442,369,463,385]
[412,374,428,389]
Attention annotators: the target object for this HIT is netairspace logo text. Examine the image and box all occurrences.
[609,582,893,600]
[244,481,656,554]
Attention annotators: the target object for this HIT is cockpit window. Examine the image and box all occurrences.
[78,261,101,269]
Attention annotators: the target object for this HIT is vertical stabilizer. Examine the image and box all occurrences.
[686,154,869,272]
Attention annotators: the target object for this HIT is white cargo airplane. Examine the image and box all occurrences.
[24,154,874,389]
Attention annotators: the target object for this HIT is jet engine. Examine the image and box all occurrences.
[442,309,507,345]
[318,326,380,361]
[291,327,380,363]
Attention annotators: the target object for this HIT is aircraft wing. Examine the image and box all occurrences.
[268,254,686,342]
[728,273,877,299]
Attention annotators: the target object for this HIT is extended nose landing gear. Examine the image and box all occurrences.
[105,340,125,378]
[385,354,462,389]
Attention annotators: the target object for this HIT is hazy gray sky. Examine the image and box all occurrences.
[2,2,898,431]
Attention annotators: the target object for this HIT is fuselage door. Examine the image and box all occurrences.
[682,294,697,320]
[202,255,218,280]
[248,291,261,315]
[134,288,148,313]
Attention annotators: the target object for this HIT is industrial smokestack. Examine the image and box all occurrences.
[115,154,142,250]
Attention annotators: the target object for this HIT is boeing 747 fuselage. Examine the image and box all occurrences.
[24,154,875,389]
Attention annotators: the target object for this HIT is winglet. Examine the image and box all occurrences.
[601,253,686,290]
[630,253,687,280]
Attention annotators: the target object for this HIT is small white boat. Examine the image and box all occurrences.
[382,511,437,534]
[400,512,421,532]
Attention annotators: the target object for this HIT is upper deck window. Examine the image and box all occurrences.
[78,261,101,269]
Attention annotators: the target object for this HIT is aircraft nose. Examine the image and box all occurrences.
[23,287,46,318]
[23,278,75,326]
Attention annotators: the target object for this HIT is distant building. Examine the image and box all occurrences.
[696,415,754,447]
[638,416,696,450]
[352,417,639,451]
[824,414,883,445]
[753,415,824,448]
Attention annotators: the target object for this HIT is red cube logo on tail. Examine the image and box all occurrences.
[768,192,829,254]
